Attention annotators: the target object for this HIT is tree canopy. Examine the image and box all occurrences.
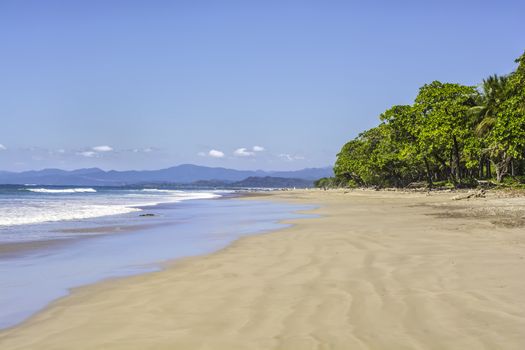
[327,51,525,188]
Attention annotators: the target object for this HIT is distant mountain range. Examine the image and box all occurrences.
[230,176,315,188]
[0,164,333,187]
[190,176,316,189]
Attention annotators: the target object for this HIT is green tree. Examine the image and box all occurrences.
[469,75,510,178]
[414,81,478,183]
[490,52,525,181]
[472,75,509,136]
[331,51,525,189]
[380,105,432,186]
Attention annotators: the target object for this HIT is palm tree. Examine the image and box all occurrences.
[469,75,509,179]
[473,75,509,135]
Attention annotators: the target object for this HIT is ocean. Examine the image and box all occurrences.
[0,185,311,329]
[0,185,222,236]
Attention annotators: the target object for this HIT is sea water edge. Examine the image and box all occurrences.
[0,186,313,330]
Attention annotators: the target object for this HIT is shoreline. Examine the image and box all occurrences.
[0,200,311,336]
[0,190,240,259]
[1,189,524,349]
[0,195,309,331]
[0,222,174,259]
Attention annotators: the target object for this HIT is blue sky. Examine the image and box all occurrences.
[0,0,524,171]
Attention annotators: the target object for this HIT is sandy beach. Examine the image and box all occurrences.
[1,190,524,349]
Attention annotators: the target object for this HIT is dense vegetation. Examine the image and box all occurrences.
[317,52,525,189]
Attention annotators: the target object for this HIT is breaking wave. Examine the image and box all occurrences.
[0,189,222,228]
[26,188,97,194]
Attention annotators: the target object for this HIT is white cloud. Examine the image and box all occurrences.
[198,149,226,158]
[279,153,305,161]
[234,147,255,157]
[47,148,66,156]
[0,144,6,151]
[92,145,113,152]
[208,149,225,158]
[78,151,97,157]
[253,145,265,152]
[132,147,154,153]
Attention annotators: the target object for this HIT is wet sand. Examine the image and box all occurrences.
[0,189,524,349]
[0,223,166,259]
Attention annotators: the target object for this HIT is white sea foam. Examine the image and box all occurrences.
[129,191,221,207]
[0,190,222,228]
[140,189,183,193]
[26,188,97,193]
[0,205,141,227]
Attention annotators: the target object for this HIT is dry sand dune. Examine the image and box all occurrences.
[1,190,524,349]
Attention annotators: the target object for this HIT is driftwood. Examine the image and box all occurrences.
[477,180,496,189]
[452,189,487,201]
[405,181,428,189]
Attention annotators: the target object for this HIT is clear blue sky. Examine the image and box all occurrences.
[0,0,523,171]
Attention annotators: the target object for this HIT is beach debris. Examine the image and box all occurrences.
[452,189,486,201]
[405,181,428,189]
[476,180,496,189]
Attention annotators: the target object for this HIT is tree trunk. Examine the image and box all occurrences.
[494,153,511,182]
[452,135,461,182]
[478,157,484,178]
[495,166,503,183]
[424,157,433,188]
[448,152,457,185]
